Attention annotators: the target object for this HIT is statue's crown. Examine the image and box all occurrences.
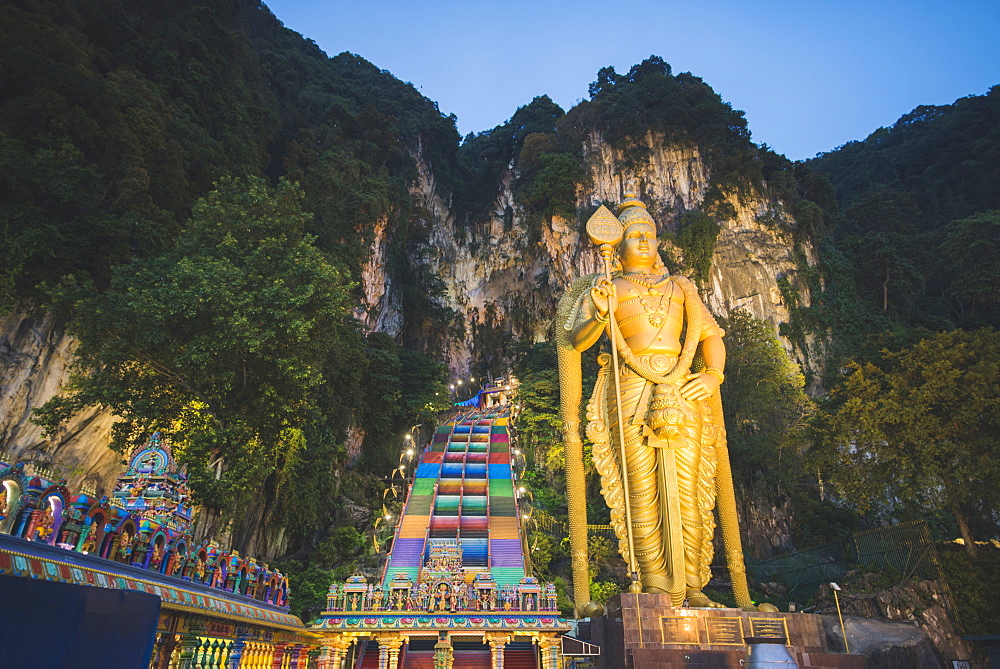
[616,184,655,228]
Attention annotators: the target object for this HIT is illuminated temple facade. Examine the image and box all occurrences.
[0,435,315,666]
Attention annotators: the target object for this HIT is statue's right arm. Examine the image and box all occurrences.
[570,280,614,352]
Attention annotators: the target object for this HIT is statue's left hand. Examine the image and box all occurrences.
[679,373,720,401]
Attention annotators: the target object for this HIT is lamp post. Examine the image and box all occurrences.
[830,582,850,653]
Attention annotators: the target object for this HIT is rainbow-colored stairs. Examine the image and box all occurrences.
[382,407,526,588]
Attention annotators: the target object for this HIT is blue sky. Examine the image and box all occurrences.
[263,0,999,161]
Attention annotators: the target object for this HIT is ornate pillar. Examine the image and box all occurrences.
[289,644,310,668]
[433,633,453,669]
[271,642,289,669]
[485,634,510,669]
[152,631,176,669]
[388,636,404,669]
[177,618,206,669]
[26,508,45,540]
[316,641,334,669]
[536,636,560,669]
[377,641,389,669]
[320,635,355,669]
[226,624,250,668]
[375,634,404,669]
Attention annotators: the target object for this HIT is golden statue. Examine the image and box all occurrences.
[557,191,753,611]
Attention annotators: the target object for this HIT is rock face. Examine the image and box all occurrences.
[0,311,121,496]
[403,131,815,554]
[815,580,980,667]
[407,131,815,377]
[824,614,944,668]
[736,478,796,560]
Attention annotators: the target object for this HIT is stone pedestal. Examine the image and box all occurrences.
[590,593,866,668]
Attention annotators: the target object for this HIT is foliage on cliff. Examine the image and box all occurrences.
[0,0,460,323]
[810,87,1000,223]
[3,0,461,563]
[799,88,1000,341]
[938,541,1000,635]
[573,57,756,191]
[7,0,998,614]
[33,178,449,560]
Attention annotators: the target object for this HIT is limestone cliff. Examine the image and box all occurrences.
[0,311,121,495]
[395,130,815,556]
[404,130,815,381]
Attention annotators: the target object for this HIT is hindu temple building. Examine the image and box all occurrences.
[0,434,319,666]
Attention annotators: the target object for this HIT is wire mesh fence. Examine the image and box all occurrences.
[746,542,852,605]
[529,509,618,541]
[745,519,945,607]
[853,519,943,582]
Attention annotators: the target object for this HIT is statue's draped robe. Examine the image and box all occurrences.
[578,275,725,601]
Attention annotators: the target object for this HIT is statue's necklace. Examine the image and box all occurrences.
[622,271,668,287]
[623,274,673,327]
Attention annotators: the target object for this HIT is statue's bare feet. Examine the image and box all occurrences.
[686,590,726,608]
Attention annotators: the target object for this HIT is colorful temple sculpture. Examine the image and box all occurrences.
[314,400,576,669]
[0,434,321,666]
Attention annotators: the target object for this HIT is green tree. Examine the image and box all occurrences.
[811,329,1000,557]
[512,343,564,480]
[34,177,356,533]
[841,189,926,317]
[719,310,813,481]
[942,210,1000,328]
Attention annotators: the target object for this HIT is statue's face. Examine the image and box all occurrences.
[619,222,658,270]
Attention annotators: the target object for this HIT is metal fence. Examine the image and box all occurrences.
[746,519,944,606]
[529,509,617,540]
[746,542,851,605]
[853,519,943,582]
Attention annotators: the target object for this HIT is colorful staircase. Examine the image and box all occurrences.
[318,398,574,669]
[357,640,380,669]
[381,408,526,587]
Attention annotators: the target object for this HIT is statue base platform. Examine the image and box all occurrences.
[589,593,865,668]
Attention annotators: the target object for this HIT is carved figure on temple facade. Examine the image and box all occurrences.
[34,506,54,542]
[417,582,429,609]
[129,476,149,498]
[559,189,753,610]
[150,542,164,569]
[81,527,97,554]
[116,535,132,562]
